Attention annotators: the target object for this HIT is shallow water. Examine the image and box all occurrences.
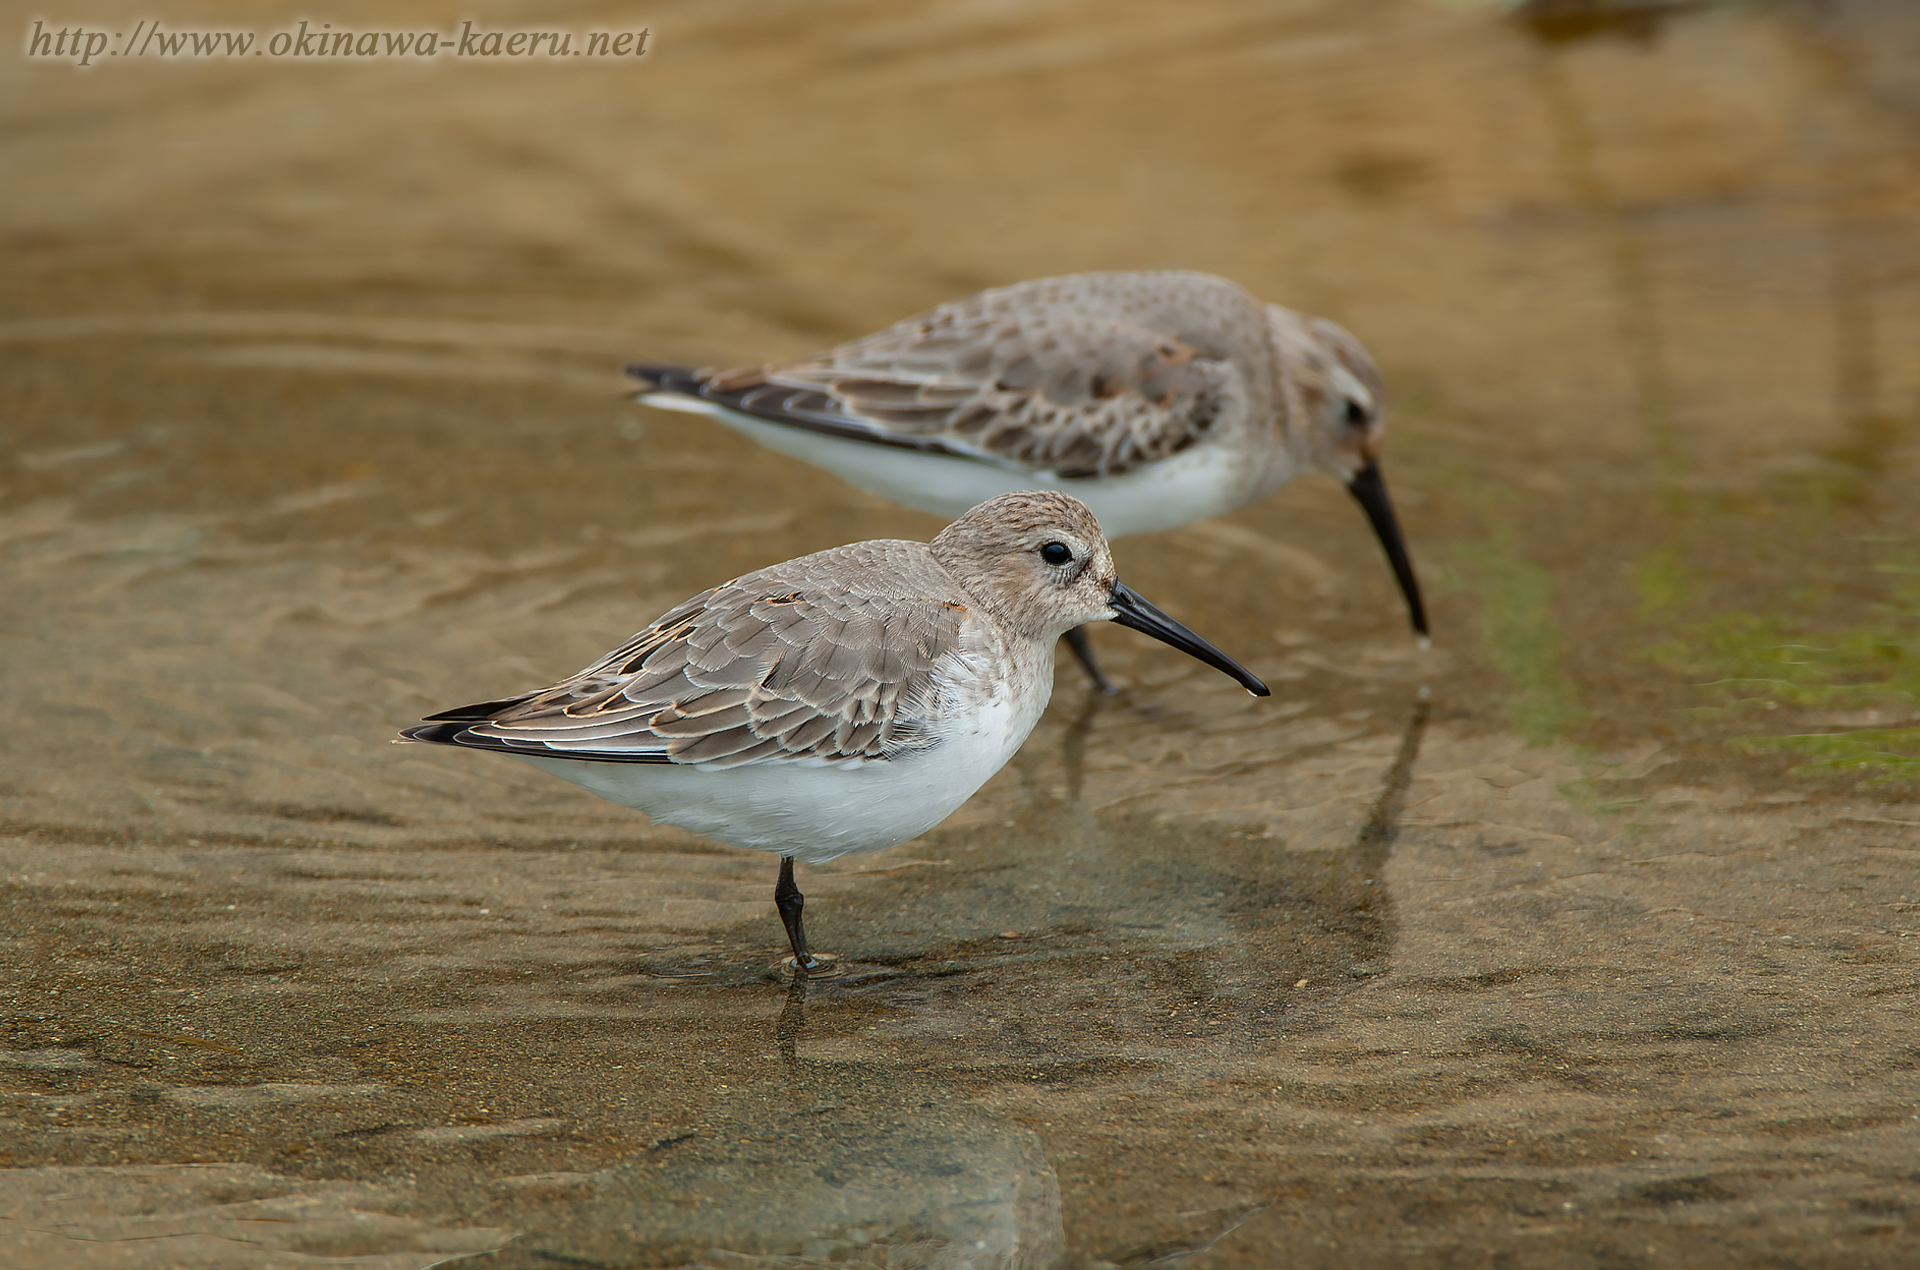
[4,0,1920,1265]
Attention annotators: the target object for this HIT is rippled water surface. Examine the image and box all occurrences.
[5,1,1920,1266]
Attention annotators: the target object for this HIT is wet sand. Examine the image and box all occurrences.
[4,0,1920,1266]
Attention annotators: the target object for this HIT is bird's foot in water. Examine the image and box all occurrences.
[774,952,844,980]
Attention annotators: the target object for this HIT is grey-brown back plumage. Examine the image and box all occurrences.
[643,271,1281,479]
[404,540,973,767]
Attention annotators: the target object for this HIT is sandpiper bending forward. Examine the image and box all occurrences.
[629,270,1425,690]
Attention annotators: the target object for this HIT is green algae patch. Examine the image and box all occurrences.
[1449,541,1585,747]
[1644,574,1920,785]
[1735,728,1920,784]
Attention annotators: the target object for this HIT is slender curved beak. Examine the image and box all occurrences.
[1106,582,1270,697]
[1347,460,1428,638]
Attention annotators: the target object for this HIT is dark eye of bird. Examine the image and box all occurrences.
[1039,541,1073,566]
[1343,398,1370,427]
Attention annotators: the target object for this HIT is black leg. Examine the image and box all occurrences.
[776,972,808,1062]
[774,856,817,972]
[1064,625,1118,694]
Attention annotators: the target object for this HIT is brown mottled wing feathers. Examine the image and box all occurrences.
[633,272,1268,479]
[411,543,966,767]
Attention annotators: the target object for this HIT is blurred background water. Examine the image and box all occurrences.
[3,1,1919,1266]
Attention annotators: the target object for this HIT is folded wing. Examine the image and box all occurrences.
[631,272,1264,480]
[401,558,968,767]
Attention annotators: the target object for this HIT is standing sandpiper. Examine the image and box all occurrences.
[399,491,1268,972]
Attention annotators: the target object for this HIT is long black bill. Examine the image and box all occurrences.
[1107,583,1270,697]
[1347,459,1429,638]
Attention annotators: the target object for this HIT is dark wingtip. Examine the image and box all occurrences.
[400,696,535,745]
[397,721,468,745]
[421,696,529,722]
[396,716,676,765]
[624,363,703,395]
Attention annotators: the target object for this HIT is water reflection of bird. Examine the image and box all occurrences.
[397,492,1267,973]
[627,271,1425,691]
